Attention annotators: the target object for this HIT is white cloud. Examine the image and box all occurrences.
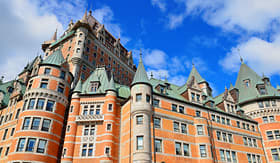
[143,49,167,68]
[164,0,280,32]
[0,0,65,81]
[220,35,280,76]
[151,0,167,12]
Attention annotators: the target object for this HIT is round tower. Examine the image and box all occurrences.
[130,54,152,162]
[9,49,73,163]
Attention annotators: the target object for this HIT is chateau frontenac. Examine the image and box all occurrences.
[0,10,280,163]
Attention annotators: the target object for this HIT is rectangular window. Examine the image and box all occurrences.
[196,110,201,117]
[181,123,187,134]
[17,138,26,152]
[88,144,93,156]
[105,147,110,155]
[137,136,144,150]
[136,115,143,125]
[37,139,47,153]
[179,106,184,113]
[211,114,215,121]
[267,131,274,140]
[146,95,150,103]
[22,117,31,130]
[265,101,270,107]
[221,117,225,124]
[42,119,51,132]
[258,101,264,108]
[217,131,221,140]
[10,128,15,136]
[253,139,257,147]
[269,116,275,122]
[228,134,233,143]
[272,100,277,106]
[82,144,87,156]
[172,104,177,112]
[46,100,54,112]
[106,124,112,131]
[153,99,159,107]
[191,93,195,101]
[199,145,207,157]
[57,85,64,93]
[222,132,227,142]
[237,121,240,128]
[26,138,36,152]
[60,71,66,79]
[5,147,9,156]
[232,151,237,162]
[226,150,231,162]
[15,109,20,119]
[220,149,225,161]
[154,117,161,128]
[183,143,190,156]
[40,82,48,88]
[216,116,221,123]
[155,139,162,152]
[272,148,280,161]
[108,104,113,111]
[175,142,182,155]
[28,99,35,110]
[36,99,45,110]
[31,118,41,130]
[136,94,142,102]
[196,94,200,102]
[275,130,280,139]
[173,122,179,132]
[2,129,8,140]
[226,119,230,125]
[44,68,51,75]
[197,125,203,135]
[248,138,252,146]
[243,137,248,145]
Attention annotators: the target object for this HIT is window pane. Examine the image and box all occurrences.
[23,117,31,130]
[36,99,45,110]
[31,118,41,130]
[175,142,181,155]
[42,119,51,132]
[17,138,26,152]
[200,145,206,157]
[136,94,142,102]
[174,122,179,132]
[28,99,35,110]
[136,115,143,125]
[37,140,47,153]
[137,136,144,150]
[155,139,162,152]
[220,150,225,160]
[154,118,161,128]
[26,138,36,152]
[183,144,189,156]
[46,100,54,112]
[181,123,187,134]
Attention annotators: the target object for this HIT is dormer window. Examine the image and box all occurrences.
[244,79,250,87]
[259,87,266,95]
[89,82,99,92]
[160,86,164,94]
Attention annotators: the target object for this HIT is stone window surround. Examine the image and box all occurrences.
[21,116,52,133]
[15,136,48,154]
[22,97,56,113]
[219,149,237,162]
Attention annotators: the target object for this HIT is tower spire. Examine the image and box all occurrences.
[81,9,88,23]
[237,48,243,63]
[52,28,57,41]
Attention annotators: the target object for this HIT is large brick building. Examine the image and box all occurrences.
[0,10,279,163]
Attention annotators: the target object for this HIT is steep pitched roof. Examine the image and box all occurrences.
[73,79,83,93]
[187,65,206,84]
[42,49,65,66]
[131,54,150,86]
[235,62,280,103]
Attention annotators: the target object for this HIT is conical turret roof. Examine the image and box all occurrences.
[73,79,83,93]
[186,65,206,84]
[106,73,116,92]
[131,53,150,86]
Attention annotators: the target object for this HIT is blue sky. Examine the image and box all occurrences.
[1,0,280,96]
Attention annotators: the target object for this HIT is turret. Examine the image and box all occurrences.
[130,53,152,162]
[9,49,73,163]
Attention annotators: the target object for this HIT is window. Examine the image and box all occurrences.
[46,100,55,112]
[275,130,280,139]
[228,134,233,143]
[222,132,227,142]
[0,147,2,156]
[106,123,112,131]
[136,115,143,125]
[267,131,274,140]
[173,122,179,132]
[217,131,221,140]
[259,87,266,95]
[57,83,64,93]
[272,148,280,161]
[197,125,203,135]
[0,116,3,125]
[136,94,142,102]
[31,118,41,130]
[248,138,252,146]
[183,143,190,156]
[40,79,48,88]
[237,121,240,128]
[199,145,207,157]
[179,106,184,113]
[36,99,45,110]
[232,151,237,162]
[216,116,220,123]
[154,117,161,128]
[28,99,35,110]
[15,109,20,119]
[82,144,87,156]
[146,95,150,103]
[137,136,144,150]
[5,147,9,156]
[26,138,36,152]
[263,116,268,123]
[191,93,195,101]
[2,129,8,140]
[17,138,26,152]
[105,147,110,155]
[272,100,277,106]
[83,125,95,136]
[81,143,94,157]
[67,125,71,132]
[22,117,31,130]
[221,117,225,124]
[10,128,15,136]
[269,116,275,122]
[63,148,67,157]
[37,139,47,153]
[253,139,257,147]
[220,149,225,161]
[196,94,200,102]
[172,104,177,112]
[153,99,159,107]
[243,137,248,145]
[108,104,113,111]
[155,139,162,152]
[175,142,182,155]
[195,110,201,117]
[181,123,187,134]
[226,150,231,162]
[265,101,270,107]
[70,106,74,113]
[42,119,51,132]
[226,119,230,125]
[44,68,51,75]
[258,101,264,108]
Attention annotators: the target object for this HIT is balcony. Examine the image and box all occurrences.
[76,114,104,122]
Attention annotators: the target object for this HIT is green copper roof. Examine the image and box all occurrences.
[50,30,75,47]
[106,74,116,92]
[42,49,65,66]
[187,66,206,84]
[235,62,280,103]
[115,83,130,98]
[131,54,150,86]
[73,79,83,93]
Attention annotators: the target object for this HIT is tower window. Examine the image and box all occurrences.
[26,138,36,152]
[89,82,99,92]
[44,68,51,75]
[31,118,41,130]
[136,115,143,125]
[36,99,45,110]
[60,71,66,79]
[244,79,250,87]
[154,117,161,128]
[46,100,55,112]
[37,139,47,153]
[17,138,26,152]
[28,99,36,110]
[136,94,142,102]
[105,147,110,155]
[42,119,51,132]
[137,136,144,150]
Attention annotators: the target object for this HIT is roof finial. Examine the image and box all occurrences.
[192,61,194,67]
[139,49,143,63]
[150,72,153,78]
[81,9,88,23]
[237,48,243,63]
[52,28,57,41]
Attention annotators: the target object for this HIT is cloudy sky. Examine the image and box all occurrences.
[1,0,280,96]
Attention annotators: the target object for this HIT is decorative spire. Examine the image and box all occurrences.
[237,48,243,63]
[81,9,88,23]
[106,72,116,92]
[73,78,82,93]
[52,29,57,41]
[131,51,150,86]
[150,72,153,78]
